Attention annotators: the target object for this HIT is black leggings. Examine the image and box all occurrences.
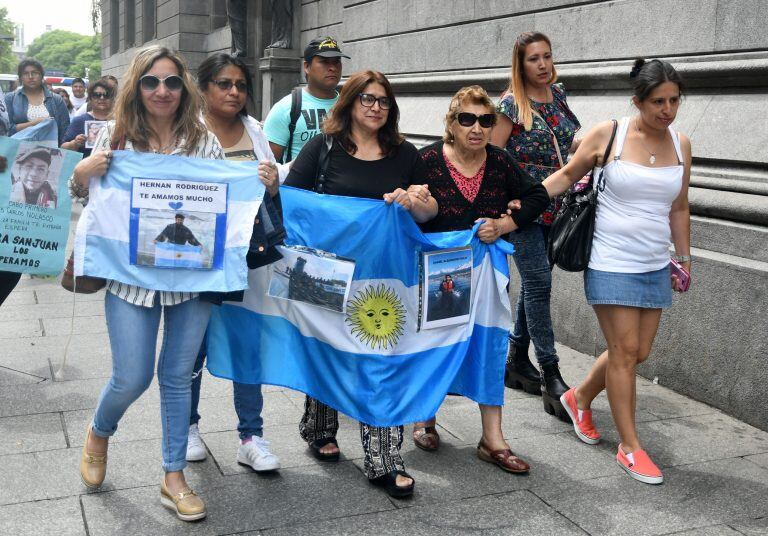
[0,271,22,306]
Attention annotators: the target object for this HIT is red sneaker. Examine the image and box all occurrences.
[616,446,663,485]
[560,388,601,445]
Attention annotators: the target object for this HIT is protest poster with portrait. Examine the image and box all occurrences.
[129,178,228,270]
[0,138,80,274]
[84,120,107,149]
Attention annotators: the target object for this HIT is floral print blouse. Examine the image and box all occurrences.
[496,83,580,225]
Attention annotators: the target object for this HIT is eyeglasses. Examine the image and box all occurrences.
[358,93,391,110]
[22,71,41,78]
[91,92,112,100]
[211,79,248,92]
[456,112,496,128]
[139,74,184,92]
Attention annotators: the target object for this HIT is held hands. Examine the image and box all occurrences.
[505,199,521,215]
[475,217,510,244]
[383,188,412,211]
[406,184,432,206]
[73,149,113,188]
[257,160,279,197]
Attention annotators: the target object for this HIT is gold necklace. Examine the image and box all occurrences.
[634,117,667,165]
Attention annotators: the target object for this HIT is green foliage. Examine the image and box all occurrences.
[0,7,17,73]
[26,29,101,79]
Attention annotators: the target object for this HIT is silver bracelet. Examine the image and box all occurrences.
[673,254,692,262]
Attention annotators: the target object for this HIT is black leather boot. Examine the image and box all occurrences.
[504,343,541,395]
[540,363,571,422]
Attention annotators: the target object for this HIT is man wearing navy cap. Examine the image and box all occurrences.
[263,37,351,166]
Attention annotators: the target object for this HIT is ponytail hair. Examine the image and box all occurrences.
[630,58,685,102]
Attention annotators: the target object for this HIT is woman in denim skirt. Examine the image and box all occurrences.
[542,59,692,485]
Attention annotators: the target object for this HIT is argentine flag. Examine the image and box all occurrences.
[74,151,265,292]
[11,117,58,147]
[154,242,205,269]
[206,187,515,427]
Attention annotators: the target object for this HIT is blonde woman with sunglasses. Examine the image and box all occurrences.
[72,46,223,522]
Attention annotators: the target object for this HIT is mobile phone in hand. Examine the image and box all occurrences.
[670,258,690,292]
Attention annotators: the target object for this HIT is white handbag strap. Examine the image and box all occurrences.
[531,108,564,168]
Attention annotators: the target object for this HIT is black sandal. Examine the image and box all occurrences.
[309,437,340,462]
[369,469,415,499]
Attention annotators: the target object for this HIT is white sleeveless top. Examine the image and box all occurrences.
[589,117,684,273]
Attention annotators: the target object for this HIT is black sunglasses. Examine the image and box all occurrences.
[456,112,496,128]
[358,93,391,110]
[139,74,184,92]
[91,91,112,100]
[211,79,248,92]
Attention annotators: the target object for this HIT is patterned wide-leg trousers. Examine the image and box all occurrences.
[299,395,405,478]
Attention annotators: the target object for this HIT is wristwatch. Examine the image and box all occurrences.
[673,254,692,262]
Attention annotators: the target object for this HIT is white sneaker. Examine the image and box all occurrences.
[237,436,281,472]
[186,424,207,462]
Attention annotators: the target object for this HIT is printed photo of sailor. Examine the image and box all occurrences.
[84,120,108,149]
[135,210,216,269]
[422,247,473,329]
[8,144,64,209]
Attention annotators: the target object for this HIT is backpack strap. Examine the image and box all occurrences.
[283,87,302,164]
[313,134,333,194]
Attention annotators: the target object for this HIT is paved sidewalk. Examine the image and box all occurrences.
[1,275,767,536]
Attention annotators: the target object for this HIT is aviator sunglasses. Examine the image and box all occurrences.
[456,112,496,128]
[211,79,248,92]
[139,74,184,92]
[91,91,112,100]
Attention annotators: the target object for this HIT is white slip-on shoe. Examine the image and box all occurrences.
[186,424,207,462]
[237,436,281,472]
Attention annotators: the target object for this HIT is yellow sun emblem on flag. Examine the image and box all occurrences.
[345,284,406,350]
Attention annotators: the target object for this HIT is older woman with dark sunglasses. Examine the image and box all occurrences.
[62,78,115,157]
[411,85,549,473]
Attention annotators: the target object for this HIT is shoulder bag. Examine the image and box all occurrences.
[546,120,617,272]
[61,135,125,293]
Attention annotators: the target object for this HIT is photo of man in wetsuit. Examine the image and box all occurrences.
[153,214,202,246]
[9,147,59,209]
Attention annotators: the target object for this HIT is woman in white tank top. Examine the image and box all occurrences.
[541,59,692,485]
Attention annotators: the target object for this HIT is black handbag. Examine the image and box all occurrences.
[547,120,617,272]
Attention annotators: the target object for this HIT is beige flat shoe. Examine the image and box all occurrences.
[160,477,206,522]
[79,425,107,489]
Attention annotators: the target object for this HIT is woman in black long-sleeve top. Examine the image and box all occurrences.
[285,70,436,499]
[410,85,549,474]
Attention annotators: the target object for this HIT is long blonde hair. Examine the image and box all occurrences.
[506,32,557,131]
[111,45,207,153]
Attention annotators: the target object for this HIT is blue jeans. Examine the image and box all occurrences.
[508,223,559,367]
[190,331,264,440]
[92,293,211,472]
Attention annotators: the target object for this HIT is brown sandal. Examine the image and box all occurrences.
[477,440,530,473]
[412,425,440,451]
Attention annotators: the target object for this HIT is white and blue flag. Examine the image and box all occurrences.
[74,151,265,292]
[206,187,515,427]
[11,117,58,147]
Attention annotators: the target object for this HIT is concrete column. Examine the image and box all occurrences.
[259,47,302,118]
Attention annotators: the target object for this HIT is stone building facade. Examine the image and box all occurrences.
[100,0,768,431]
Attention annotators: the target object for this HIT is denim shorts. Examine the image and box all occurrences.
[584,265,672,309]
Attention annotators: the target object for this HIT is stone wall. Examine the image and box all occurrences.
[100,1,768,430]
